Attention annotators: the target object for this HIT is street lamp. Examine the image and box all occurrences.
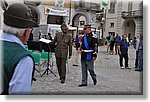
[68,0,71,25]
[101,17,105,38]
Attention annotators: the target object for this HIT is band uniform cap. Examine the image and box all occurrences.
[84,25,91,28]
[3,3,39,28]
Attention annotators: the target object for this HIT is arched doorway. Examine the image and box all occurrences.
[72,12,89,27]
[123,20,136,41]
[71,12,89,38]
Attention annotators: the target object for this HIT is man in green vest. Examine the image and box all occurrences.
[0,3,39,94]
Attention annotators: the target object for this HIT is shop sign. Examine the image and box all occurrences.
[45,7,69,16]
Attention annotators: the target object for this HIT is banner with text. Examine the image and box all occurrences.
[45,7,69,16]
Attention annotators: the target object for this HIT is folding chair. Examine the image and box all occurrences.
[31,51,41,75]
[27,50,34,54]
[40,50,49,67]
[40,50,55,76]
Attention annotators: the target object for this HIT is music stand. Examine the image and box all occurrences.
[27,41,42,74]
[27,41,42,52]
[39,39,56,77]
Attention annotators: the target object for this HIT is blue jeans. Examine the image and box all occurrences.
[81,60,96,85]
[137,50,143,70]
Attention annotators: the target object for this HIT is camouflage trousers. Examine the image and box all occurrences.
[55,57,67,81]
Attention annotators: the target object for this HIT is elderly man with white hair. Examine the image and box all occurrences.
[0,3,39,95]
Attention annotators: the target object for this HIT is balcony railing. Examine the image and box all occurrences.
[122,10,143,19]
[74,2,100,11]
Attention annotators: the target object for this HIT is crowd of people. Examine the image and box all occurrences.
[105,33,143,71]
[0,3,143,95]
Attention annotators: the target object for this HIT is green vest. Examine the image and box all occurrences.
[1,41,34,94]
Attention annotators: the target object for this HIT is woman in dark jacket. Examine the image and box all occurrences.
[110,37,115,55]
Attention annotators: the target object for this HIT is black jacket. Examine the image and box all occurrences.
[80,34,97,61]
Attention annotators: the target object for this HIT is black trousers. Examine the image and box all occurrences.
[119,53,128,67]
[135,51,139,68]
[55,57,66,81]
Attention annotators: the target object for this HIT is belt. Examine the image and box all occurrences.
[82,50,93,52]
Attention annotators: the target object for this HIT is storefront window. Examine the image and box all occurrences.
[47,15,64,24]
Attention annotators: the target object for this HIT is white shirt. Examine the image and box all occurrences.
[0,33,34,94]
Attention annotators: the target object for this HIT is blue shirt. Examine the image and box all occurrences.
[119,39,129,54]
[0,33,34,94]
[115,36,121,43]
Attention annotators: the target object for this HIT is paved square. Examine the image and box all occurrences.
[32,46,142,95]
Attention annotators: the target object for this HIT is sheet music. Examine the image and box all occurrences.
[39,38,52,44]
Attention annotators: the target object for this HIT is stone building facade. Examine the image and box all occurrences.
[104,0,143,41]
[0,0,143,41]
[39,0,101,28]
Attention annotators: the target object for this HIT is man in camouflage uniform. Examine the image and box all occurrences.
[54,23,72,84]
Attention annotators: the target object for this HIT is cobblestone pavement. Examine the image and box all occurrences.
[32,46,142,95]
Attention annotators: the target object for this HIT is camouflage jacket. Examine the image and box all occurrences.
[54,32,72,59]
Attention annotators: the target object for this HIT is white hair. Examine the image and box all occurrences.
[2,24,26,36]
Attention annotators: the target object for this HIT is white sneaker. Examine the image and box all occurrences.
[120,66,124,69]
[125,67,131,69]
